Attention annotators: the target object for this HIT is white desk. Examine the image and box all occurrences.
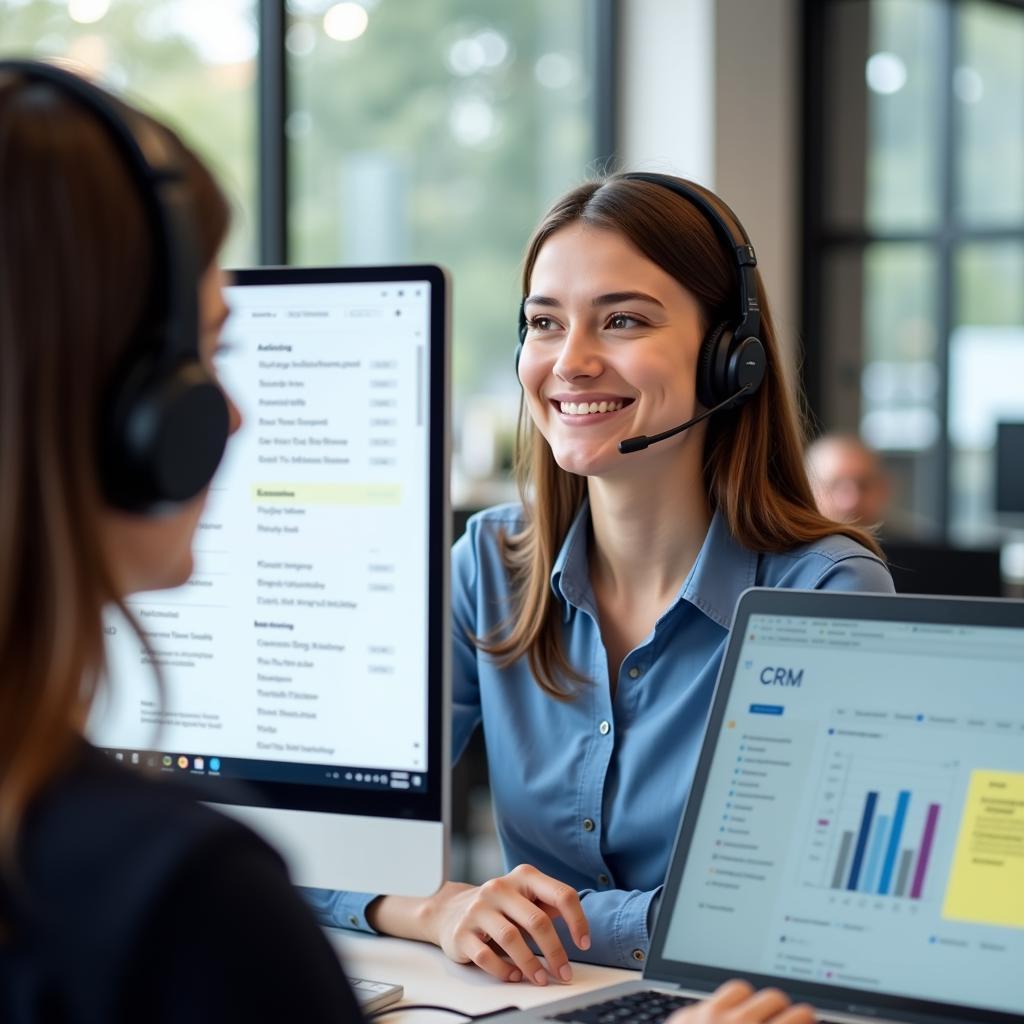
[328,930,635,1022]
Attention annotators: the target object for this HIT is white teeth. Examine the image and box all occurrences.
[559,400,624,416]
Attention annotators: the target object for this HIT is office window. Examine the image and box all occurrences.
[2,0,608,503]
[286,0,602,501]
[805,0,1024,541]
[0,0,258,266]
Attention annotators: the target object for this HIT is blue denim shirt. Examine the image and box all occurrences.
[305,502,893,968]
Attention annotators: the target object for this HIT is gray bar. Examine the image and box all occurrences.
[895,849,914,897]
[831,830,855,889]
[416,345,424,427]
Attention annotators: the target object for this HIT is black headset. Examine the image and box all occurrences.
[515,171,767,422]
[0,60,229,512]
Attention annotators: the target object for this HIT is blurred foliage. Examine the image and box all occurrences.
[0,0,257,266]
[287,0,595,396]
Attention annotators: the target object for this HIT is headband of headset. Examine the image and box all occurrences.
[622,172,761,344]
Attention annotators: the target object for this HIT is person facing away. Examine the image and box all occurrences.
[804,433,891,530]
[308,174,894,985]
[0,62,364,1023]
[0,64,814,1024]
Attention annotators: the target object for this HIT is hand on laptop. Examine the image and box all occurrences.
[419,866,590,985]
[669,981,815,1024]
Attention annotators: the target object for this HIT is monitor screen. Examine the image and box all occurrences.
[89,266,449,894]
[662,606,1024,1017]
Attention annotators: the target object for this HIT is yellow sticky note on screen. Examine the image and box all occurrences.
[943,770,1024,929]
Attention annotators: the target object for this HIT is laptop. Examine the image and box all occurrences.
[490,589,1024,1024]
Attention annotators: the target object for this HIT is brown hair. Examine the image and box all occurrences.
[479,174,883,697]
[0,70,229,858]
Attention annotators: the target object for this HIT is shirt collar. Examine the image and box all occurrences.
[679,508,758,630]
[550,499,592,620]
[550,500,757,630]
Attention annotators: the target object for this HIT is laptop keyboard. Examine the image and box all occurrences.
[547,990,697,1024]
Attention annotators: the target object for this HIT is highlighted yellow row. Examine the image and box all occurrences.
[252,483,401,506]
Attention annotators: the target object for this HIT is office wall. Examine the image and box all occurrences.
[619,0,801,372]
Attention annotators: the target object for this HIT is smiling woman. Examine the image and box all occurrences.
[314,173,894,983]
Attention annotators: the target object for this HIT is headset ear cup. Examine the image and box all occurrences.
[514,300,527,380]
[696,322,732,409]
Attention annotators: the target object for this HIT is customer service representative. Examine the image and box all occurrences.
[0,62,813,1024]
[310,173,894,982]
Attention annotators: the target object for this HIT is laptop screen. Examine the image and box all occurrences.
[658,595,1024,1019]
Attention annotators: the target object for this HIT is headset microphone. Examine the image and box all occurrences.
[619,385,752,454]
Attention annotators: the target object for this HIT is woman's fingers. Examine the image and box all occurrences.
[460,931,524,984]
[770,1003,817,1024]
[433,865,590,983]
[510,865,591,951]
[472,906,551,986]
[728,988,791,1023]
[666,981,816,1024]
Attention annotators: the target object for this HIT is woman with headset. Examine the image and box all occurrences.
[311,174,892,987]
[0,64,810,1024]
[0,62,367,1021]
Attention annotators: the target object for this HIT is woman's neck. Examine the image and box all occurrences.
[586,447,712,607]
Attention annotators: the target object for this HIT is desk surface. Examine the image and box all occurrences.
[328,931,635,1021]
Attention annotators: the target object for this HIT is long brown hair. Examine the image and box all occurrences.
[0,69,229,858]
[480,174,882,697]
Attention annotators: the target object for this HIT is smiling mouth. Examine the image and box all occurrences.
[552,398,635,417]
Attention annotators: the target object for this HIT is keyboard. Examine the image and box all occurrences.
[548,989,697,1024]
[347,976,403,1013]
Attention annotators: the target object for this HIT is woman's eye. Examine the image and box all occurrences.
[607,313,642,329]
[528,315,558,332]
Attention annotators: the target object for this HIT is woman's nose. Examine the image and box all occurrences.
[552,323,603,381]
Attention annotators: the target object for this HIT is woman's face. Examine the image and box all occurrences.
[518,223,706,478]
[103,265,242,595]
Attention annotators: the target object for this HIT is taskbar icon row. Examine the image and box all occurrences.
[103,749,222,774]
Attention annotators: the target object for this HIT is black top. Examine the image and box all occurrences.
[0,742,363,1023]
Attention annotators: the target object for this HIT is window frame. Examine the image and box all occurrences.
[801,0,1024,538]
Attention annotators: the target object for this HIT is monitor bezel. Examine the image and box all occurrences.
[158,263,451,824]
[646,588,1024,1024]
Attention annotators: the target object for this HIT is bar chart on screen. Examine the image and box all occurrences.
[802,745,958,905]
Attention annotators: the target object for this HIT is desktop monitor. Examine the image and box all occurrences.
[89,265,450,896]
[996,421,1024,514]
[882,539,1003,598]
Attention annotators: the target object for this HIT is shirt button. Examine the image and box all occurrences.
[599,720,611,735]
[348,915,359,927]
[632,949,646,962]
[628,666,641,679]
[582,817,595,832]
[598,873,610,886]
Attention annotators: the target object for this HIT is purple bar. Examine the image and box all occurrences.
[909,804,941,899]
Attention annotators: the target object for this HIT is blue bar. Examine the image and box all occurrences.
[749,704,784,715]
[847,791,878,890]
[861,815,890,893]
[879,791,911,895]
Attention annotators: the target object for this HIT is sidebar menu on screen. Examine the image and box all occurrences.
[94,282,432,774]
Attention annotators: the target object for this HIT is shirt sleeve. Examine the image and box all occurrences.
[122,829,364,1024]
[549,886,662,971]
[812,553,896,594]
[303,523,486,932]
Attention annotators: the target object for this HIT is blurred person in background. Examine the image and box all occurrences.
[805,433,891,529]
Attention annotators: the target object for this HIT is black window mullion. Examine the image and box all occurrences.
[936,0,958,537]
[591,0,620,169]
[258,0,288,266]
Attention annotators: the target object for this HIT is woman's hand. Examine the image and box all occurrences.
[668,981,816,1024]
[418,866,590,985]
